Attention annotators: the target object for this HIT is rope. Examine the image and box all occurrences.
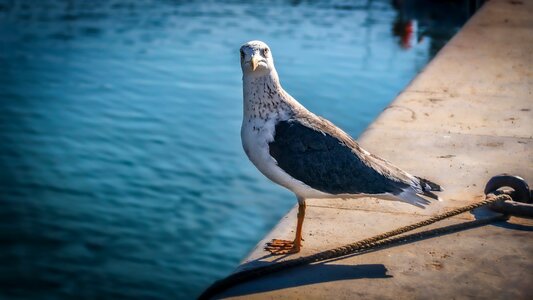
[198,194,511,299]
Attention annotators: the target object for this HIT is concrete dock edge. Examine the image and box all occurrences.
[220,0,532,298]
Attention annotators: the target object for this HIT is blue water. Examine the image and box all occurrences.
[0,0,472,299]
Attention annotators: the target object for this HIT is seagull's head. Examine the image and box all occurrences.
[240,40,275,76]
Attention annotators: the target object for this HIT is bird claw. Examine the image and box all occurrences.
[264,239,300,255]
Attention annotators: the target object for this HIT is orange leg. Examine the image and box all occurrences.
[265,199,306,255]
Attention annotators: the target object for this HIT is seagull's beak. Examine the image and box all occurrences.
[251,55,260,71]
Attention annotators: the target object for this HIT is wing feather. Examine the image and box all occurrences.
[269,116,412,195]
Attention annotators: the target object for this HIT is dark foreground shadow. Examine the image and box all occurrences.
[218,263,390,298]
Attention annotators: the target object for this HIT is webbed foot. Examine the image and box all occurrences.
[264,239,300,255]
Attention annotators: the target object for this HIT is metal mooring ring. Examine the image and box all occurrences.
[484,174,531,203]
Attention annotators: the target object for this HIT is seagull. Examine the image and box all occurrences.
[239,40,442,255]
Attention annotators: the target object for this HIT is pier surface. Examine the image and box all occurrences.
[220,0,532,298]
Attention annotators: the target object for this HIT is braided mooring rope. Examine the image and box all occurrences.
[198,194,511,299]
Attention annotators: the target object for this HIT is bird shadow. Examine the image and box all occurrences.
[217,263,391,298]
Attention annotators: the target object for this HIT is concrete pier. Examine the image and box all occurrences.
[220,0,532,298]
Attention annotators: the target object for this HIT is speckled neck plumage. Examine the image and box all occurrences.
[242,70,293,124]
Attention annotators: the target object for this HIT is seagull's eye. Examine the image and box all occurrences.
[240,49,244,60]
[263,48,269,56]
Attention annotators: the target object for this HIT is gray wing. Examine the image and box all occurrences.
[268,119,411,195]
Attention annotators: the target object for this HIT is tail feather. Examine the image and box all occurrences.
[396,189,432,208]
[395,176,443,207]
[415,176,442,200]
[416,176,442,191]
[421,189,439,200]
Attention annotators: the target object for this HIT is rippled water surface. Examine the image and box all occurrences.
[0,0,472,298]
